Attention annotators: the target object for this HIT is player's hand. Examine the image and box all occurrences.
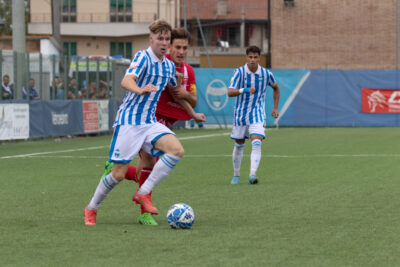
[193,113,206,122]
[141,84,157,95]
[271,109,279,118]
[249,88,256,94]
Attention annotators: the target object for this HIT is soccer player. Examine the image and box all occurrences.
[99,28,205,226]
[84,20,187,225]
[228,45,280,185]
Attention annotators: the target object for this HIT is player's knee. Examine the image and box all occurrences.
[168,145,184,158]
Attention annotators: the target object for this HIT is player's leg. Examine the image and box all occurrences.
[133,124,183,213]
[85,125,141,225]
[248,123,266,184]
[85,163,129,225]
[102,160,138,182]
[137,133,183,195]
[136,150,158,226]
[230,125,248,184]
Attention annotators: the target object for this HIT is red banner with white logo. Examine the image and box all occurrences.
[361,88,400,113]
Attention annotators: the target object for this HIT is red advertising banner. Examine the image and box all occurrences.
[361,88,400,113]
[83,101,99,132]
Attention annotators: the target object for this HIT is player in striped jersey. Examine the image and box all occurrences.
[228,46,280,185]
[84,20,186,225]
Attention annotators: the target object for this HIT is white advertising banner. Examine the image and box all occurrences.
[0,104,30,140]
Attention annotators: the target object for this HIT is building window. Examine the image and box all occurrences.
[110,42,132,59]
[110,0,132,22]
[64,42,77,57]
[62,0,76,22]
[228,27,240,47]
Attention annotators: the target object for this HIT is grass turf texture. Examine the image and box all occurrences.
[1,128,400,266]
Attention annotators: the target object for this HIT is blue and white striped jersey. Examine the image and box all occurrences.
[114,47,177,126]
[229,64,277,126]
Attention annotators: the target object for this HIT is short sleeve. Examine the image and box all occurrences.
[187,65,196,93]
[229,68,241,89]
[267,70,277,87]
[125,51,147,78]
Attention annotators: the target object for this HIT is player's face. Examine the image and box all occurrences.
[150,31,171,60]
[246,52,260,70]
[169,38,189,67]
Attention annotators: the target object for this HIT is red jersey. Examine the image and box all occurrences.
[156,54,196,120]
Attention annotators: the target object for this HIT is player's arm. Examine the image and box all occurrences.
[121,52,156,95]
[176,98,206,122]
[227,68,255,97]
[271,83,280,118]
[227,87,256,97]
[121,75,157,95]
[169,72,197,107]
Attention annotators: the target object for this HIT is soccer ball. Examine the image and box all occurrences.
[166,203,195,229]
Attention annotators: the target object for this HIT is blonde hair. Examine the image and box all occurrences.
[149,19,172,34]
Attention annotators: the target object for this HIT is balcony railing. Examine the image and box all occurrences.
[30,12,157,23]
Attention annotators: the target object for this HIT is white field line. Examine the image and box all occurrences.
[7,153,400,159]
[0,132,230,159]
[274,71,311,126]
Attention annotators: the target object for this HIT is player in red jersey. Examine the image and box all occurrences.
[99,28,205,226]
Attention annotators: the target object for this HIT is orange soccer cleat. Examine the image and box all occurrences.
[84,206,97,225]
[132,191,159,215]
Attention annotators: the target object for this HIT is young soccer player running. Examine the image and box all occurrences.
[87,27,205,226]
[84,20,189,225]
[228,46,280,185]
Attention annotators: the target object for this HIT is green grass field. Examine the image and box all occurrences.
[1,127,400,266]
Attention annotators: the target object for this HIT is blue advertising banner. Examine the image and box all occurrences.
[193,68,310,126]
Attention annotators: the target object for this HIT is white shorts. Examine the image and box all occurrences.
[230,123,265,140]
[109,123,175,163]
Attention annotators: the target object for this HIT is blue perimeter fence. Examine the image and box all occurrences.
[2,69,400,140]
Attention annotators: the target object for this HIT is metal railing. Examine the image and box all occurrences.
[0,50,123,101]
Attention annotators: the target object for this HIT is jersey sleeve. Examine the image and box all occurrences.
[229,68,241,89]
[187,65,196,93]
[267,70,277,87]
[168,63,178,88]
[125,51,147,78]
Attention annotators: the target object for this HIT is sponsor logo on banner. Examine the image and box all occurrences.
[206,79,229,111]
[362,88,400,113]
[82,100,109,132]
[0,104,29,140]
[52,112,69,125]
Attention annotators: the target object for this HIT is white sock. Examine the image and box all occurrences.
[250,139,262,176]
[232,143,244,177]
[88,173,120,210]
[138,154,180,194]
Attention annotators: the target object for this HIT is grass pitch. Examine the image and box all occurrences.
[1,127,400,266]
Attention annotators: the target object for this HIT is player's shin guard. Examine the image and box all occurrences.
[232,143,244,177]
[138,154,180,195]
[250,139,262,176]
[138,168,153,214]
[88,173,120,210]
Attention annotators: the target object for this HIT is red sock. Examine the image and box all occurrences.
[139,168,152,214]
[125,165,138,183]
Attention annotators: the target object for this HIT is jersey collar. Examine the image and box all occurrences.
[245,64,261,75]
[147,46,166,63]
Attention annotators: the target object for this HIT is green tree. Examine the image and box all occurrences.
[0,0,29,35]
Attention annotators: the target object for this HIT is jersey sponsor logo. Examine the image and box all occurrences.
[206,79,229,111]
[190,84,196,93]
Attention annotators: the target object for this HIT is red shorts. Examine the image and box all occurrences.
[155,114,179,129]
